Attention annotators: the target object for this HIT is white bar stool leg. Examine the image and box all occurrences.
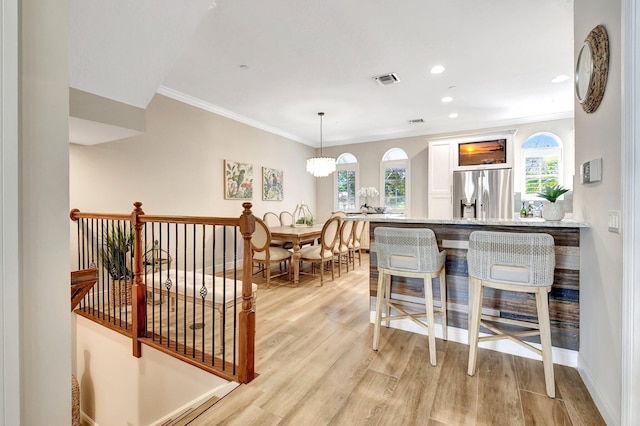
[439,267,448,341]
[373,269,386,351]
[467,277,483,376]
[423,275,437,366]
[536,286,555,398]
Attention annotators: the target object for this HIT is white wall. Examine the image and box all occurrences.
[317,118,574,219]
[0,0,20,424]
[18,0,70,424]
[69,93,318,420]
[573,2,623,425]
[70,94,316,219]
[621,2,640,424]
[74,315,229,425]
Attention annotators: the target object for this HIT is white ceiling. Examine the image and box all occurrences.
[70,0,575,147]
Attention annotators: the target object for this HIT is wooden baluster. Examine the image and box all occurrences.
[131,201,145,357]
[237,202,256,383]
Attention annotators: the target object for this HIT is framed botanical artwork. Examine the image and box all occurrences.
[224,160,253,200]
[262,167,283,201]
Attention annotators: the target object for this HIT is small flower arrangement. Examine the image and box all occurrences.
[357,186,379,199]
[357,186,379,210]
[537,184,569,203]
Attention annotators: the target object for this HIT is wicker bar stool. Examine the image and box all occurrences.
[373,226,447,366]
[466,230,556,397]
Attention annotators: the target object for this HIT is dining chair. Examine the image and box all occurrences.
[299,216,341,286]
[279,211,293,226]
[373,226,447,366]
[263,212,281,227]
[466,230,556,397]
[350,219,366,266]
[333,219,354,276]
[251,218,292,288]
[331,211,347,219]
[263,211,292,249]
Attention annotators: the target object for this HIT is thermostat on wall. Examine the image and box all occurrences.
[581,158,602,183]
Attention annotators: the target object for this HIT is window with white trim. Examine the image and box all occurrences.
[521,132,563,199]
[334,153,358,211]
[381,148,409,213]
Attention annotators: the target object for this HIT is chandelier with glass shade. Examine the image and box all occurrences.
[306,112,336,177]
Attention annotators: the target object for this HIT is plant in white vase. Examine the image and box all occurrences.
[357,187,379,212]
[537,184,570,221]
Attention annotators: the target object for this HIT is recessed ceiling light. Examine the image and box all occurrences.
[430,65,445,74]
[448,113,458,119]
[441,96,453,103]
[551,74,569,83]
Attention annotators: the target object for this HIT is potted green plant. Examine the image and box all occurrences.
[537,184,570,221]
[100,226,134,306]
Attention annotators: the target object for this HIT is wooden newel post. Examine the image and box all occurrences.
[238,202,256,383]
[131,201,146,357]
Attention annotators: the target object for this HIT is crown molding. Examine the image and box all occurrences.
[156,86,308,145]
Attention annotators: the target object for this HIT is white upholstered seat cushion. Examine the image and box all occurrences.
[300,245,333,260]
[253,246,291,262]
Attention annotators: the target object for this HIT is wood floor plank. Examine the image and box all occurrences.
[190,385,265,425]
[376,336,443,425]
[427,419,450,426]
[476,349,524,426]
[252,327,361,417]
[188,253,604,426]
[520,390,572,425]
[329,368,399,425]
[215,404,282,426]
[279,337,377,425]
[514,355,562,399]
[554,364,606,425]
[368,328,420,378]
[430,341,478,426]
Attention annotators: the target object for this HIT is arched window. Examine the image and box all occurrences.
[522,132,563,199]
[334,153,358,211]
[380,148,409,213]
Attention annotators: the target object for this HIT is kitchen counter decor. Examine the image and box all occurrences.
[538,184,570,221]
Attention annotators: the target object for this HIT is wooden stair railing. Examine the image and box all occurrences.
[70,202,257,383]
[71,268,98,311]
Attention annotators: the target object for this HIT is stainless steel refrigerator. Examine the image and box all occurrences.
[452,168,513,219]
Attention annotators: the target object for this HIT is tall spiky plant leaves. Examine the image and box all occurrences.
[99,225,134,280]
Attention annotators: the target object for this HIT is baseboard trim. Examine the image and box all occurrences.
[369,311,578,367]
[80,382,239,426]
[149,381,239,426]
[577,354,619,426]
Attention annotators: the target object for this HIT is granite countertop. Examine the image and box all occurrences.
[345,214,590,228]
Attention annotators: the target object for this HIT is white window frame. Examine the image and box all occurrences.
[333,154,359,211]
[380,149,410,214]
[521,133,564,201]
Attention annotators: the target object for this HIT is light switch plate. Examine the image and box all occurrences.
[608,210,621,233]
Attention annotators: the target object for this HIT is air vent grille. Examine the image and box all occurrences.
[373,73,400,85]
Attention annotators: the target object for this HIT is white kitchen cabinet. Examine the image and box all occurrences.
[428,141,453,219]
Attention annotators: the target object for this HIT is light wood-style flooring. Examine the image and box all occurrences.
[188,253,605,425]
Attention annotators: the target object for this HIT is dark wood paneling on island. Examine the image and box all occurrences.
[368,222,582,351]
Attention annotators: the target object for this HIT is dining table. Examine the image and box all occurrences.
[268,223,324,286]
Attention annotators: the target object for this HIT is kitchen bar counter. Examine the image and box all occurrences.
[346,213,590,228]
[359,215,588,352]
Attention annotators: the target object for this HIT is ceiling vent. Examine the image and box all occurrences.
[373,73,400,86]
[409,119,424,124]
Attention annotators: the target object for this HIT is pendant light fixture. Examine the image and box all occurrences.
[306,112,336,177]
